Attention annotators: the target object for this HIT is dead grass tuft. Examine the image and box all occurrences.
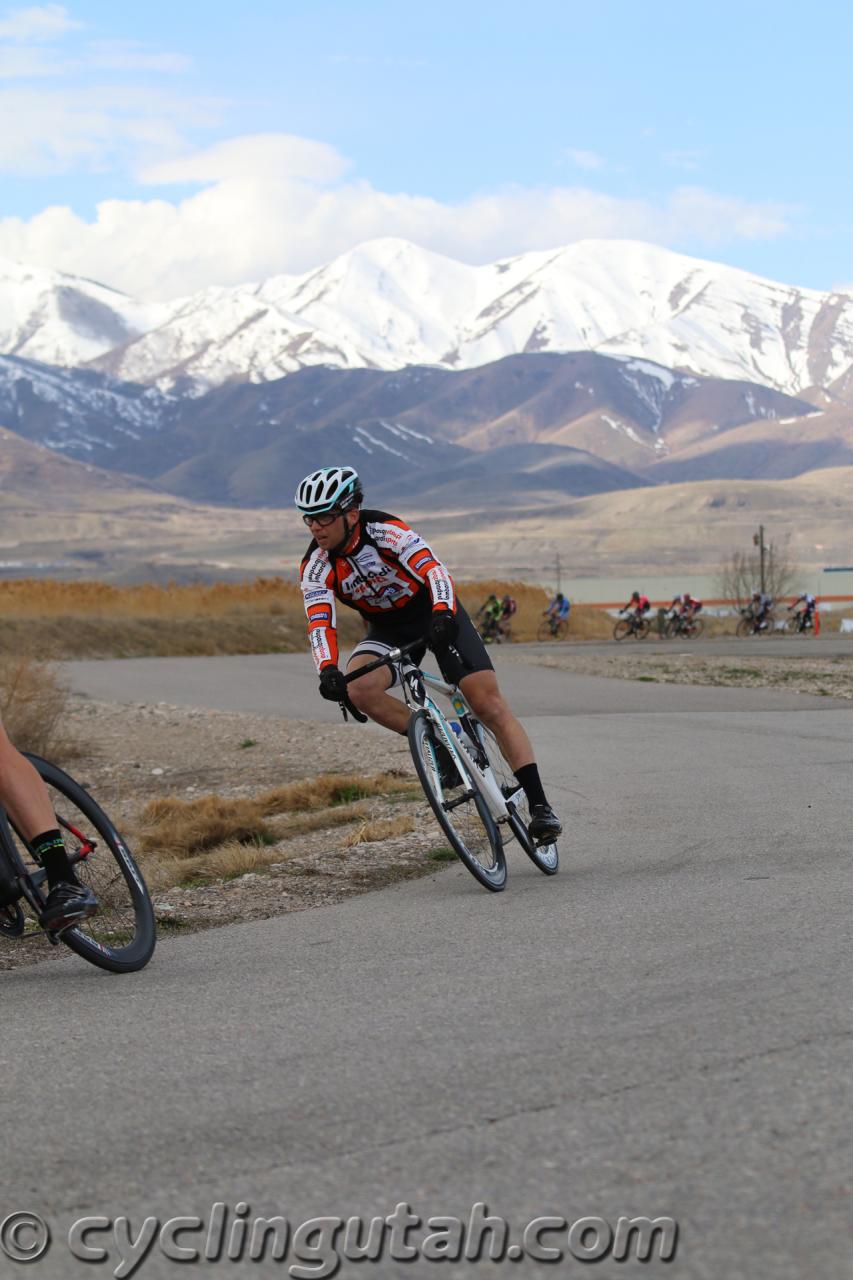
[136,772,418,873]
[137,794,276,857]
[0,651,74,760]
[341,814,416,848]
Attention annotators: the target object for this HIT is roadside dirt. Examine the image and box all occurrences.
[0,695,453,971]
[502,645,853,699]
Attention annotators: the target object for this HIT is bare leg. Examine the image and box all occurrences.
[345,654,410,734]
[458,669,534,771]
[0,721,55,840]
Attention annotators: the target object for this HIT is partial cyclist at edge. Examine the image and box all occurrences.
[0,718,98,930]
[296,466,562,847]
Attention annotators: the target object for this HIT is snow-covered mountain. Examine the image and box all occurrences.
[90,239,853,396]
[0,257,171,368]
[3,239,853,398]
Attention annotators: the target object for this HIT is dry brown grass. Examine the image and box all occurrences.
[0,652,74,760]
[136,771,418,863]
[340,814,416,848]
[0,577,364,659]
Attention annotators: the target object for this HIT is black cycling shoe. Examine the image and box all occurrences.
[528,804,563,846]
[39,881,99,933]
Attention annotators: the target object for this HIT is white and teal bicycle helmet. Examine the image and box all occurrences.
[294,466,363,516]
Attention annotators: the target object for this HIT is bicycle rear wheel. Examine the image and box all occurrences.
[636,618,651,639]
[475,723,558,875]
[408,711,506,892]
[25,755,156,972]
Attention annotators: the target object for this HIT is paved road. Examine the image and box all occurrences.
[1,655,850,1278]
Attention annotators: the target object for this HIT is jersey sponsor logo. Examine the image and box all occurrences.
[306,554,329,585]
[308,606,333,623]
[339,548,418,609]
[427,567,454,606]
[408,547,435,574]
[303,588,328,602]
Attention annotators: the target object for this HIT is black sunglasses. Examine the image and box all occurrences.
[302,509,344,527]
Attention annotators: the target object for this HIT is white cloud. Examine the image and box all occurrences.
[0,133,795,300]
[0,86,223,173]
[0,3,80,40]
[565,148,605,171]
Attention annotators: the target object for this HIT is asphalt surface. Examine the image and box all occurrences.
[1,651,850,1278]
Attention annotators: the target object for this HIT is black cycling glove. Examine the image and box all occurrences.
[318,664,347,702]
[429,610,458,649]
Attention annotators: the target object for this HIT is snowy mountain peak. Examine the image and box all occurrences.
[3,240,853,397]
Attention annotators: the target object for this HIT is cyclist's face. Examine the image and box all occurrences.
[305,507,356,549]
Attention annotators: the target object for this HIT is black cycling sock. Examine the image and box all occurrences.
[30,829,74,889]
[514,764,548,809]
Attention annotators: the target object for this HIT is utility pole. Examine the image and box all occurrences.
[555,552,562,594]
[753,525,766,594]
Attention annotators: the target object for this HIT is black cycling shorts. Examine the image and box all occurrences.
[348,603,493,688]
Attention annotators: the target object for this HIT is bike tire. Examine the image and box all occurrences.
[26,755,156,973]
[474,724,558,875]
[613,619,631,642]
[784,614,802,635]
[664,617,681,639]
[736,616,753,638]
[555,618,569,641]
[408,710,506,892]
[636,618,651,640]
[689,616,705,639]
[536,620,552,642]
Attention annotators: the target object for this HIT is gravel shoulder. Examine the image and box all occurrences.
[502,645,853,699]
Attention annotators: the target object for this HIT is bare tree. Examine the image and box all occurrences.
[717,534,799,608]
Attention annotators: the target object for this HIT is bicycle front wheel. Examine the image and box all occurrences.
[26,755,156,973]
[689,616,705,638]
[408,711,506,892]
[613,619,631,641]
[664,617,681,639]
[736,616,754,638]
[537,620,553,642]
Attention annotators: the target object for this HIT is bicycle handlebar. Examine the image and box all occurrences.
[334,639,426,723]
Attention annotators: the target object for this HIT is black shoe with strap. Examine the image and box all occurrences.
[40,881,99,933]
[528,804,562,846]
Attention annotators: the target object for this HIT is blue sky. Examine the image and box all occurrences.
[1,0,851,298]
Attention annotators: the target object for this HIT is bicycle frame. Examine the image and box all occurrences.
[343,642,518,826]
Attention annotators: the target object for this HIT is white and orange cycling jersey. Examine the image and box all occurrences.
[300,509,456,672]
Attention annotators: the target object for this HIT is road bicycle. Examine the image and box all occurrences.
[664,609,705,640]
[338,640,558,892]
[537,615,570,642]
[785,608,815,635]
[613,610,651,641]
[478,615,512,645]
[0,754,156,972]
[736,607,775,638]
